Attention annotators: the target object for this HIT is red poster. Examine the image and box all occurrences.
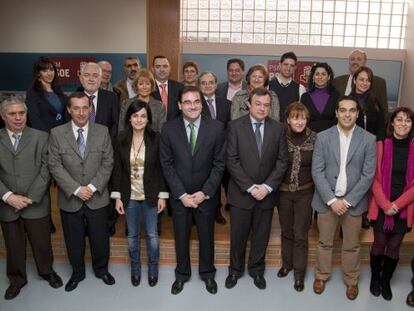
[267,60,316,88]
[50,56,96,84]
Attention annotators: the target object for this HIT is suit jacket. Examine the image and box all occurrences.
[94,89,119,141]
[231,89,280,121]
[48,122,114,212]
[118,96,166,133]
[25,87,68,132]
[216,81,248,100]
[226,115,288,210]
[160,116,226,210]
[151,80,183,121]
[112,128,167,207]
[311,125,377,215]
[113,78,129,104]
[333,74,388,119]
[0,127,51,221]
[201,96,231,128]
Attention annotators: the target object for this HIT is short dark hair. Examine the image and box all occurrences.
[179,85,202,102]
[182,61,199,74]
[280,52,297,64]
[336,95,360,111]
[308,62,335,94]
[386,106,414,139]
[248,87,272,105]
[152,55,168,66]
[67,92,89,108]
[227,58,245,71]
[125,100,152,128]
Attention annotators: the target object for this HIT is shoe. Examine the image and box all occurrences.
[313,279,326,294]
[148,276,158,287]
[346,285,359,300]
[277,267,291,278]
[369,254,383,297]
[253,275,266,290]
[131,275,141,287]
[294,280,304,292]
[215,214,227,225]
[225,274,238,289]
[44,272,63,288]
[171,279,185,295]
[100,273,115,285]
[406,289,414,307]
[204,278,217,294]
[65,278,80,292]
[381,256,398,301]
[4,283,26,300]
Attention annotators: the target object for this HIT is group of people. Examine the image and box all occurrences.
[0,49,413,308]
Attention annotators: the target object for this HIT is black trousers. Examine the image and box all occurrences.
[229,205,273,277]
[1,216,54,287]
[60,205,109,281]
[172,203,216,281]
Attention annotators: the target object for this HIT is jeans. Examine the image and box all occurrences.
[125,200,159,278]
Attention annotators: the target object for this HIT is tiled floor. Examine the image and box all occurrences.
[0,259,413,311]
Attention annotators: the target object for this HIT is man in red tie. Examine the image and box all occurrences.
[151,56,183,121]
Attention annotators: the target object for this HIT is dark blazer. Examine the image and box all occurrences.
[94,89,119,141]
[112,128,167,207]
[0,127,51,222]
[300,91,339,133]
[160,115,226,208]
[151,80,183,121]
[201,96,231,128]
[216,80,248,100]
[226,115,288,210]
[25,87,68,132]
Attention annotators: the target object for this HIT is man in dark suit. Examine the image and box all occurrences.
[151,55,183,120]
[199,71,231,225]
[333,49,388,119]
[225,88,288,290]
[0,96,63,300]
[48,92,115,292]
[216,58,248,101]
[160,86,226,295]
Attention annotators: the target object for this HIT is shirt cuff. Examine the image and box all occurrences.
[343,199,352,208]
[158,192,169,199]
[246,185,255,193]
[263,184,273,193]
[73,187,81,196]
[111,192,121,199]
[88,184,97,193]
[179,193,188,200]
[327,198,337,206]
[2,191,12,203]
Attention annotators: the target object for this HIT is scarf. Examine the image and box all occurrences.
[381,137,414,230]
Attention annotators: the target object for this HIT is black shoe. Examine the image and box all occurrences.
[4,283,26,300]
[171,279,185,295]
[407,289,414,307]
[277,267,291,278]
[215,214,227,225]
[253,275,266,290]
[100,273,116,285]
[225,274,238,289]
[148,276,158,287]
[204,278,218,294]
[44,272,63,288]
[65,278,80,292]
[294,280,304,292]
[131,275,141,287]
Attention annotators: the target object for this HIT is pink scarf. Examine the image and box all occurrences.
[381,137,414,230]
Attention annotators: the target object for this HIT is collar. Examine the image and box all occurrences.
[6,128,23,139]
[337,124,356,138]
[276,73,293,86]
[183,115,201,128]
[204,95,216,101]
[84,90,98,97]
[71,121,89,132]
[249,115,265,125]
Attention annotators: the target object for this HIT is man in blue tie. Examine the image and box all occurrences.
[48,92,115,292]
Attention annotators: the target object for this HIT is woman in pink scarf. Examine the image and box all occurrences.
[368,107,414,302]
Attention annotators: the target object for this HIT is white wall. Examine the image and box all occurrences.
[0,0,147,53]
[401,1,414,110]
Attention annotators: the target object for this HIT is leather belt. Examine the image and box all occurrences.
[279,181,314,192]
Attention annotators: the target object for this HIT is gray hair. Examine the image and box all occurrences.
[0,95,27,115]
[80,62,102,76]
[198,71,218,83]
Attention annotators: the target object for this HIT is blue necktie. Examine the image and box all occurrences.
[254,122,262,157]
[12,133,20,151]
[77,128,86,158]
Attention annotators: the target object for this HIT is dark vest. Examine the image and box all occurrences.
[269,79,300,121]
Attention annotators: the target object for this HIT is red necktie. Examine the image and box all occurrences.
[160,83,168,111]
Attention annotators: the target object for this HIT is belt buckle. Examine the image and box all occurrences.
[288,184,297,192]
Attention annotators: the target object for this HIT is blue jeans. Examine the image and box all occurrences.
[125,200,159,278]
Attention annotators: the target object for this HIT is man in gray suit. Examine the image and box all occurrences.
[311,95,376,300]
[0,96,62,300]
[48,92,115,292]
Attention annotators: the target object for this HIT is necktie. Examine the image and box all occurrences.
[206,98,216,119]
[188,123,196,155]
[12,133,20,151]
[160,83,168,111]
[88,95,96,122]
[254,122,262,157]
[77,128,86,158]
